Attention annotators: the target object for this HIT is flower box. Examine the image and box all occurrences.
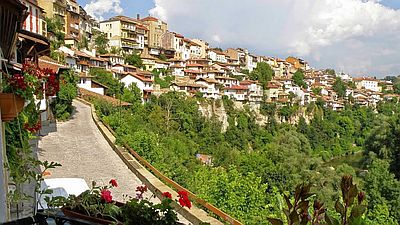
[62,207,123,225]
[0,93,24,121]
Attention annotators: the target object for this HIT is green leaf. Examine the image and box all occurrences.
[350,205,367,218]
[335,199,345,215]
[267,218,284,225]
[325,213,340,225]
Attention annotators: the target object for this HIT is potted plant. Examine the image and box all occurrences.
[60,179,123,224]
[0,63,59,122]
[45,180,192,225]
[1,63,41,121]
[0,93,24,121]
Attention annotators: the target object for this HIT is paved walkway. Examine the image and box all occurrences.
[38,100,191,224]
[38,100,153,202]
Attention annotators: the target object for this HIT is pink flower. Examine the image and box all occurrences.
[109,179,118,187]
[100,189,112,203]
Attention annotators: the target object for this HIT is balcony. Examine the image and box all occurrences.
[53,0,67,7]
[121,24,135,32]
[121,43,136,49]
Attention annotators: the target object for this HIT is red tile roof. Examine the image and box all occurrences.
[141,16,159,22]
[38,56,67,73]
[224,85,248,90]
[186,63,204,67]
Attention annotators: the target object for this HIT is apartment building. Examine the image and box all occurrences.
[65,0,80,39]
[37,0,67,33]
[191,39,209,59]
[100,16,139,54]
[140,16,167,48]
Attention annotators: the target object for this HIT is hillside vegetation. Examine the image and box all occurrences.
[93,92,400,225]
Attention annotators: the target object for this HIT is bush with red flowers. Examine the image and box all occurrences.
[4,63,58,101]
[24,121,41,133]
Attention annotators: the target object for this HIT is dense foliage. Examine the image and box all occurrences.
[249,62,274,88]
[92,91,400,225]
[93,30,109,55]
[125,52,143,68]
[292,70,307,89]
[51,70,78,121]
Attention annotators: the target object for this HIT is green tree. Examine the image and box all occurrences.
[89,68,123,97]
[51,70,77,120]
[333,77,347,98]
[158,54,168,61]
[292,70,307,88]
[121,84,142,105]
[394,77,400,94]
[93,30,109,54]
[125,52,143,68]
[249,62,274,87]
[325,68,336,75]
[364,159,400,223]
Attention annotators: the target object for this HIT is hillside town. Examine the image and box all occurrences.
[21,0,398,111]
[3,1,400,225]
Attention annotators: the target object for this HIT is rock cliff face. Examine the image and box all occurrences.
[198,100,314,132]
[198,100,229,132]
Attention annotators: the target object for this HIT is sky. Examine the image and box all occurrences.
[77,0,400,78]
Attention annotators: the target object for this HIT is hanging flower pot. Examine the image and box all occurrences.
[0,93,24,121]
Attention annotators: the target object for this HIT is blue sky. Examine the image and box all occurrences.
[77,0,400,76]
[77,0,154,20]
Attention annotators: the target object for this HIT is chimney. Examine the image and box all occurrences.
[137,14,140,20]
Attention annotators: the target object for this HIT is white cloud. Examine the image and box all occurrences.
[84,0,123,21]
[149,0,400,77]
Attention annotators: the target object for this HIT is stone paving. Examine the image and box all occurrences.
[38,100,151,201]
[38,100,192,224]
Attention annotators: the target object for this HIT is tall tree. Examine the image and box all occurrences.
[249,62,274,88]
[333,77,347,98]
[125,52,143,68]
[93,30,109,54]
[292,70,307,88]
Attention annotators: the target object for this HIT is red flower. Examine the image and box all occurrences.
[178,190,191,209]
[162,192,172,199]
[136,185,148,194]
[109,179,118,187]
[100,189,112,203]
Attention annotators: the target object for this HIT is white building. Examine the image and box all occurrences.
[195,78,221,99]
[224,85,248,101]
[120,71,154,101]
[354,77,379,92]
[99,54,125,66]
[78,73,107,95]
[208,49,227,63]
